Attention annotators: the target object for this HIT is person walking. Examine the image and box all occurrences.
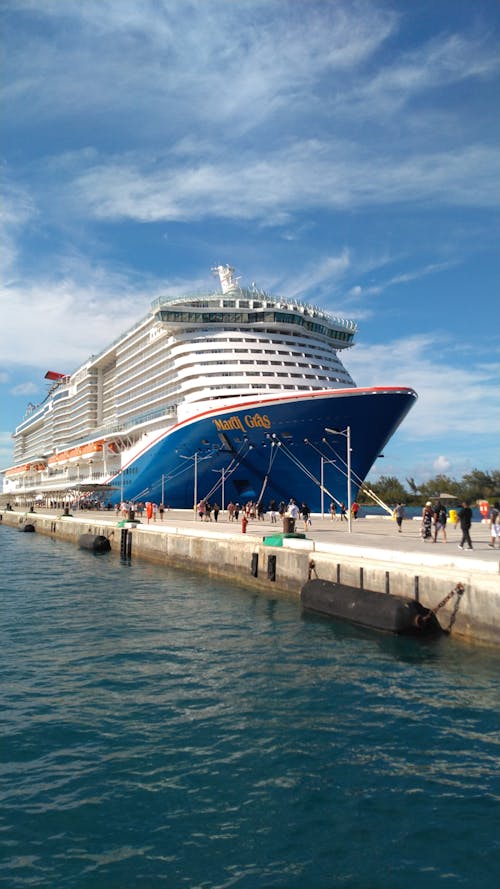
[421,501,433,540]
[458,501,473,550]
[394,503,405,533]
[488,503,500,548]
[287,499,300,532]
[433,501,448,543]
[301,502,311,531]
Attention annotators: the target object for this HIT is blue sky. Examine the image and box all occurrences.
[2,0,499,485]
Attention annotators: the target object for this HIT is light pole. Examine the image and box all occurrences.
[320,455,336,519]
[325,426,352,532]
[179,452,199,519]
[211,467,226,513]
[194,452,198,517]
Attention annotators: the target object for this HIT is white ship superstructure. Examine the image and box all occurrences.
[4,266,360,502]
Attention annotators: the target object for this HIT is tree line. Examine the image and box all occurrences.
[358,469,500,506]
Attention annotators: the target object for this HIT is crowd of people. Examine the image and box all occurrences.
[64,494,499,550]
[8,492,499,550]
[390,498,500,551]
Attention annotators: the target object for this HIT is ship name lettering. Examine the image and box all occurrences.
[213,416,245,432]
[212,413,271,432]
[244,413,271,429]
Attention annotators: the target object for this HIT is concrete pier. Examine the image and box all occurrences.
[1,508,499,646]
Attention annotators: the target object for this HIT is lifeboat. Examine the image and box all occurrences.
[47,440,104,465]
[5,463,31,477]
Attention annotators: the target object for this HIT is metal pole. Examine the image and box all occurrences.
[347,425,352,533]
[222,467,225,513]
[321,456,324,519]
[161,473,165,504]
[194,453,198,519]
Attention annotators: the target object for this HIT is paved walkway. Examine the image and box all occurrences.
[25,507,499,565]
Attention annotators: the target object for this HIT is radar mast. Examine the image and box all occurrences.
[211,264,240,294]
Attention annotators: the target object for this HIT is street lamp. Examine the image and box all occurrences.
[179,452,198,518]
[325,426,352,532]
[320,455,336,519]
[211,467,226,513]
[194,452,198,516]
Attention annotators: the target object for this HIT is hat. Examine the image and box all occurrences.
[425,501,432,506]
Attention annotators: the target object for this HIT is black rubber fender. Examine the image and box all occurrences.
[301,578,442,635]
[78,533,111,553]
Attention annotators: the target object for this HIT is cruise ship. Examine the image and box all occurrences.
[3,265,417,511]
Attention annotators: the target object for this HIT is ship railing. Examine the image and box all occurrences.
[57,406,178,451]
[151,290,356,331]
[10,470,115,493]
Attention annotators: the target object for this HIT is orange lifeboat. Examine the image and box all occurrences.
[5,463,31,477]
[48,441,104,464]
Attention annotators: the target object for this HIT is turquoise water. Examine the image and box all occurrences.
[1,527,499,889]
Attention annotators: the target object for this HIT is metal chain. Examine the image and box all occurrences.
[429,582,465,616]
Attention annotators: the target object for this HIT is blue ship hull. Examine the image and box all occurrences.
[108,387,416,511]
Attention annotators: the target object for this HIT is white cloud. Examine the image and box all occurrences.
[0,263,210,370]
[347,334,500,440]
[62,140,498,230]
[0,431,15,470]
[433,455,451,473]
[283,251,352,300]
[337,32,499,121]
[3,0,396,134]
[0,181,36,276]
[0,279,147,368]
[10,381,39,396]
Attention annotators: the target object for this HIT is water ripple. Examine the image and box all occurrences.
[1,528,500,888]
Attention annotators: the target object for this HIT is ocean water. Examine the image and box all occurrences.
[1,527,499,889]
